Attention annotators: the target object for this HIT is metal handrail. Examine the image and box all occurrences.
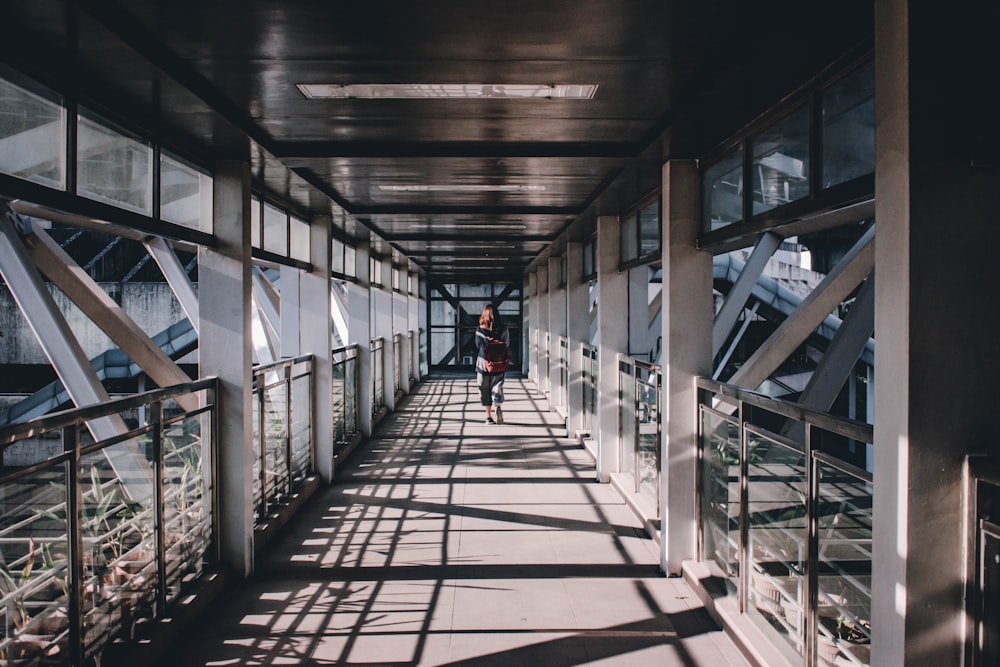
[0,377,217,446]
[696,376,873,444]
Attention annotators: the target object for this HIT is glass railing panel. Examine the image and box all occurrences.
[0,457,71,663]
[331,360,346,455]
[747,426,807,661]
[251,389,262,516]
[79,442,146,659]
[619,361,636,480]
[262,383,289,508]
[344,357,358,437]
[290,373,311,484]
[161,412,209,605]
[815,456,872,667]
[699,406,740,587]
[163,414,211,601]
[636,365,660,511]
[372,341,385,413]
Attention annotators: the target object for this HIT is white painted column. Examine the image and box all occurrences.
[548,256,567,420]
[526,271,537,379]
[397,265,411,393]
[279,264,300,358]
[348,242,372,438]
[302,215,333,483]
[375,257,395,411]
[660,160,712,575]
[416,276,427,378]
[596,215,626,483]
[566,242,588,437]
[871,2,999,663]
[199,160,254,576]
[536,264,550,397]
[628,265,650,360]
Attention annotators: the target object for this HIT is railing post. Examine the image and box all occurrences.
[150,399,167,614]
[806,421,819,667]
[738,400,749,614]
[284,364,292,497]
[65,421,84,667]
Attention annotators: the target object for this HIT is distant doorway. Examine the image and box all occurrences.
[428,281,522,371]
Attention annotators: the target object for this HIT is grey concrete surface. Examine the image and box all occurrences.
[173,376,751,666]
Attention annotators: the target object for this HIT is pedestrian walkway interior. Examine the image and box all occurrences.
[172,376,749,667]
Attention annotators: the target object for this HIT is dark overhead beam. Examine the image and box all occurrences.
[273,141,638,159]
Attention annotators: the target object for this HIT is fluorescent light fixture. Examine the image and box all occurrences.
[297,83,598,100]
[377,184,546,193]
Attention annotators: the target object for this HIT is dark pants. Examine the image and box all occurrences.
[477,372,505,406]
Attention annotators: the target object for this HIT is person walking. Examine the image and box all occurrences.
[475,304,510,424]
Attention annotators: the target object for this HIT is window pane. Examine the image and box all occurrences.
[703,150,743,231]
[431,299,456,326]
[251,196,262,248]
[344,244,356,277]
[461,301,489,327]
[0,76,64,188]
[331,238,344,274]
[639,200,660,257]
[431,328,456,365]
[160,153,212,231]
[621,213,638,264]
[583,241,594,277]
[78,112,152,214]
[752,105,810,216]
[461,284,491,298]
[494,284,520,298]
[823,65,875,188]
[290,216,309,262]
[263,202,287,255]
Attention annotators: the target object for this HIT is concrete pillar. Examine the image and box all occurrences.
[628,265,650,359]
[548,255,567,420]
[660,160,711,575]
[566,242,588,436]
[526,271,537,379]
[279,264,299,358]
[596,215,627,483]
[409,272,421,380]
[374,257,395,411]
[199,160,253,576]
[303,215,333,483]
[348,242,372,438]
[536,264,550,397]
[871,2,1000,664]
[397,265,411,393]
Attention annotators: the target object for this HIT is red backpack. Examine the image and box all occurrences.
[483,334,510,373]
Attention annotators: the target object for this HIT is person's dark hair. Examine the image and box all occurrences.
[479,304,498,330]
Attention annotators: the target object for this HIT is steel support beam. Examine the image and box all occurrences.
[783,272,875,442]
[144,236,200,334]
[712,232,781,357]
[0,204,153,500]
[727,225,874,391]
[23,222,198,412]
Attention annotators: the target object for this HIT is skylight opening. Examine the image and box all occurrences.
[297,83,598,100]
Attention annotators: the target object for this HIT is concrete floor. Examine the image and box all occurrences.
[174,376,751,666]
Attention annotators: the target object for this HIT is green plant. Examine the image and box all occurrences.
[0,539,37,630]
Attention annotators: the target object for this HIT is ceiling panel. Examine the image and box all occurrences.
[0,0,875,280]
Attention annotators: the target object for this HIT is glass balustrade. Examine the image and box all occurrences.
[0,379,217,665]
[251,355,314,521]
[696,377,873,667]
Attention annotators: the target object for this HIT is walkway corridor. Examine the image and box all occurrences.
[174,377,751,666]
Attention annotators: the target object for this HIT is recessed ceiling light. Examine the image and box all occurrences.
[377,184,546,193]
[297,83,598,100]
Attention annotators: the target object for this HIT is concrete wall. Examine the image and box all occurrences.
[0,282,188,364]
